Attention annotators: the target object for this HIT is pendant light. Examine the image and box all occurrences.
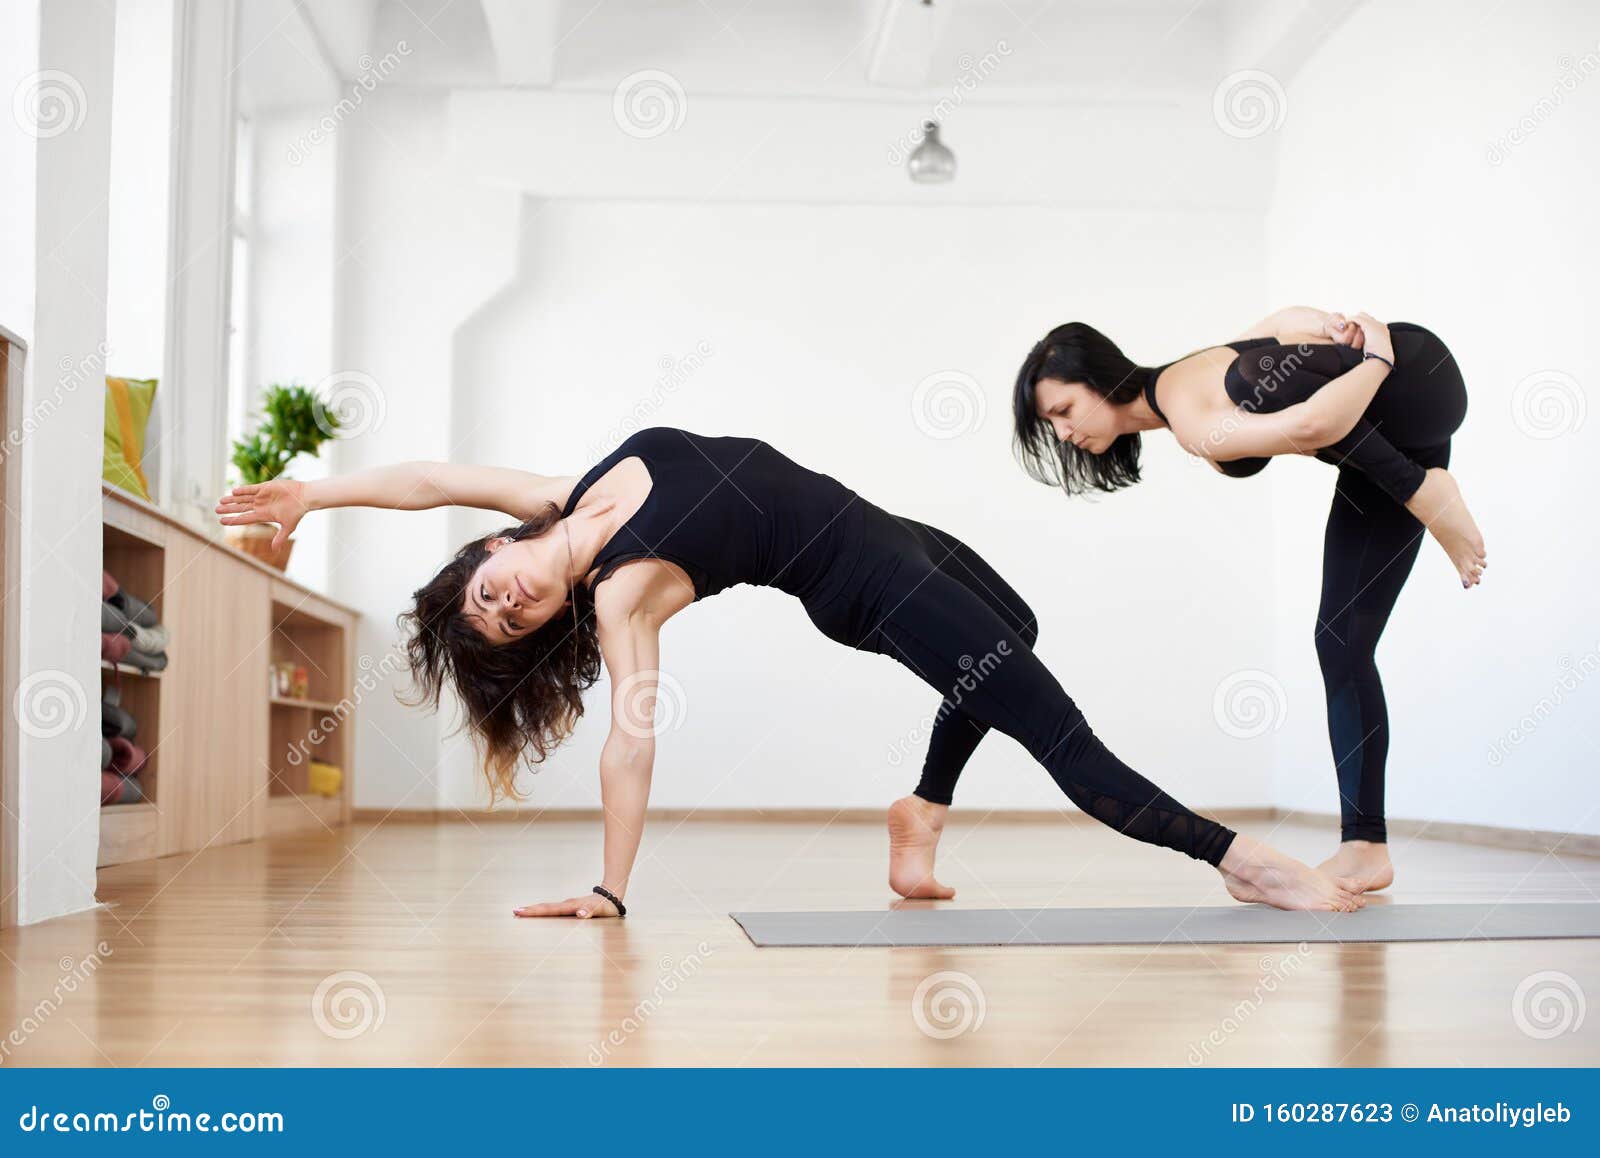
[908,120,956,184]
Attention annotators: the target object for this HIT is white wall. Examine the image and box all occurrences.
[305,2,1598,839]
[332,93,521,812]
[104,0,174,501]
[159,0,236,528]
[450,197,1279,814]
[1264,0,1600,834]
[331,84,1282,815]
[249,110,341,589]
[104,0,174,382]
[0,7,41,335]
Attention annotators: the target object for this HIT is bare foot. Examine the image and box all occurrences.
[1405,468,1486,588]
[1317,841,1394,892]
[1219,834,1367,912]
[887,795,955,900]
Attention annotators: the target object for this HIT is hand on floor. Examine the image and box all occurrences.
[514,893,621,919]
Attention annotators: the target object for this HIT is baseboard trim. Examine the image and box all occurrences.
[351,805,1600,856]
[355,806,1285,826]
[1271,809,1600,858]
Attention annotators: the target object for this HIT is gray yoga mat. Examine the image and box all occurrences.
[730,902,1600,947]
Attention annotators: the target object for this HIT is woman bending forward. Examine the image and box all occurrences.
[1013,309,1483,891]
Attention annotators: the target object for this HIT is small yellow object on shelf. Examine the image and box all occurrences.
[308,760,342,798]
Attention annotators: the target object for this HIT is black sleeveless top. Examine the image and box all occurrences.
[1143,337,1282,479]
[562,427,860,602]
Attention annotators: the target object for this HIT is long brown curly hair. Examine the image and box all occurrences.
[399,503,601,802]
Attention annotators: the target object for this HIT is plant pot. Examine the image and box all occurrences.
[224,523,295,572]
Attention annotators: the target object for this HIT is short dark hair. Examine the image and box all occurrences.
[1013,321,1153,495]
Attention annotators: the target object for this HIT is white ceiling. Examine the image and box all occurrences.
[237,0,1357,112]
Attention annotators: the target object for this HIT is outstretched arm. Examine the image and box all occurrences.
[216,462,575,549]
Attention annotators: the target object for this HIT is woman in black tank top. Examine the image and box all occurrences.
[1011,308,1485,893]
[218,425,1369,918]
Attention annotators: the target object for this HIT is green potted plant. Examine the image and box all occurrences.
[225,384,339,570]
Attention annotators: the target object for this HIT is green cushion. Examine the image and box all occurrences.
[103,376,157,500]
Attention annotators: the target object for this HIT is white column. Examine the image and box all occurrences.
[13,0,117,925]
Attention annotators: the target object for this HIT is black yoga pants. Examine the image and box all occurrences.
[804,510,1236,866]
[1234,324,1468,842]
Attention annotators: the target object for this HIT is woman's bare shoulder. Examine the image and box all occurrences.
[592,560,696,626]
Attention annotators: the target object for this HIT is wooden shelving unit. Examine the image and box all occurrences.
[269,695,342,712]
[101,517,165,815]
[266,595,353,832]
[102,660,164,678]
[98,485,359,868]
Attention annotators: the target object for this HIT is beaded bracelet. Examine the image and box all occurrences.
[591,885,626,917]
[1363,351,1394,370]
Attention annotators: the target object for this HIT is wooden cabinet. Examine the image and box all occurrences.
[99,486,357,868]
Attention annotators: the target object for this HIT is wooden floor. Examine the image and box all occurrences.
[2,814,1598,1066]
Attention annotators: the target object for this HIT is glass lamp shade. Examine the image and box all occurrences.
[907,120,956,184]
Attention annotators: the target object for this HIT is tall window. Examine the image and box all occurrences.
[225,114,254,462]
[104,0,176,501]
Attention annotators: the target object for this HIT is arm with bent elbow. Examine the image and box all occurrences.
[1177,314,1395,462]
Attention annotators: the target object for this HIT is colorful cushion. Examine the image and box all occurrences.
[103,376,157,500]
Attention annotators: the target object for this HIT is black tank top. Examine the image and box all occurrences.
[562,427,861,601]
[1143,337,1280,479]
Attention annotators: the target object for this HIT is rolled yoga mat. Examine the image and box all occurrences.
[730,903,1600,947]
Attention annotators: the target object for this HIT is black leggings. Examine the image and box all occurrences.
[804,510,1236,866]
[1231,324,1468,842]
